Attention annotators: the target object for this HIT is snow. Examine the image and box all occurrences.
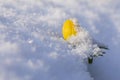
[0,0,120,80]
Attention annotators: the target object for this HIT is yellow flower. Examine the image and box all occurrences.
[62,19,77,40]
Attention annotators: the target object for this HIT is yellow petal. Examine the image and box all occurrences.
[62,19,77,40]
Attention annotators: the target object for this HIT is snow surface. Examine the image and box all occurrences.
[0,0,120,80]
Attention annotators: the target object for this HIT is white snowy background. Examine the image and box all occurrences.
[0,0,120,80]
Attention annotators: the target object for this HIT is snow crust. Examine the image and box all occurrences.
[0,0,120,80]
